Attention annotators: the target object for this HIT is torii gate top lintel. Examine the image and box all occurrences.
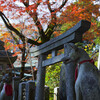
[31,20,91,58]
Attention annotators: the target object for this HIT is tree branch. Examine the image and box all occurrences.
[0,11,25,41]
[23,0,46,41]
[57,0,68,11]
[45,0,67,39]
[0,11,41,46]
[47,0,52,12]
[22,0,29,7]
[47,0,68,12]
[10,31,23,51]
[53,0,68,12]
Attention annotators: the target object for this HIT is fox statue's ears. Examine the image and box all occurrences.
[64,43,78,51]
[68,43,78,51]
[61,43,78,62]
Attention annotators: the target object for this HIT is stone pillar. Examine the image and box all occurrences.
[26,80,35,100]
[54,87,59,100]
[35,55,46,100]
[64,43,76,100]
[12,76,20,100]
[18,82,26,100]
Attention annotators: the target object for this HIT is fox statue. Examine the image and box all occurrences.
[0,72,13,100]
[60,43,100,100]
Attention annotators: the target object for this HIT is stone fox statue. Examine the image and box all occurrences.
[0,72,13,100]
[61,43,100,100]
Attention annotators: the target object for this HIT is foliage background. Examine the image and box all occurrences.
[45,63,61,100]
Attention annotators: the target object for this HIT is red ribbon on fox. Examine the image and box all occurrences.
[75,59,94,82]
[5,84,13,96]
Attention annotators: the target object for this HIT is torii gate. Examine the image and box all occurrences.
[30,20,91,100]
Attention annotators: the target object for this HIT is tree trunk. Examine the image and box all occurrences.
[20,46,26,79]
[20,62,25,78]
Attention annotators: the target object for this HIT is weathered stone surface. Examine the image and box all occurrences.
[62,43,100,100]
[33,20,91,100]
[18,82,26,100]
[12,76,20,100]
[35,55,46,100]
[59,60,76,100]
[26,80,35,100]
[30,20,91,57]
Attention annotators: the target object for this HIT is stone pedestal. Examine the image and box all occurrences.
[26,80,35,100]
[18,82,26,100]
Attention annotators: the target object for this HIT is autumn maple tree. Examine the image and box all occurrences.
[0,0,99,78]
[57,0,100,41]
[0,0,69,78]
